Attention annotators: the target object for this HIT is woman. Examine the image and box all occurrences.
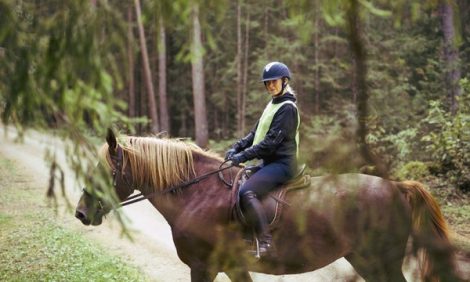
[225,61,300,257]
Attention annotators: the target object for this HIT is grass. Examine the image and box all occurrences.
[442,202,470,251]
[0,158,149,282]
[425,175,470,252]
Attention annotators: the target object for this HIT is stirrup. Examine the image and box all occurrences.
[248,237,272,259]
[255,237,261,259]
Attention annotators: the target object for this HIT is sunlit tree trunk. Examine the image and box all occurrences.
[440,0,461,115]
[191,2,208,148]
[158,18,170,133]
[134,0,159,132]
[127,6,135,118]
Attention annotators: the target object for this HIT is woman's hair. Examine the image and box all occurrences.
[285,84,296,96]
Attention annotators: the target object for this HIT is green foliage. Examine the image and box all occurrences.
[1,1,127,130]
[394,161,430,180]
[301,106,363,174]
[0,1,145,217]
[421,80,470,191]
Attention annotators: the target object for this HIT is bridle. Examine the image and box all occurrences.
[110,146,133,189]
[84,145,236,209]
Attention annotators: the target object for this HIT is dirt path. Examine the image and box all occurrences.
[3,126,433,281]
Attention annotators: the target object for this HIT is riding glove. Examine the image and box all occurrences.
[225,148,238,161]
[230,152,248,166]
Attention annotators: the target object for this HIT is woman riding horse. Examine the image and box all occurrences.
[76,129,462,282]
[225,61,300,258]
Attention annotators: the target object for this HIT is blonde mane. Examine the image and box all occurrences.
[99,136,221,193]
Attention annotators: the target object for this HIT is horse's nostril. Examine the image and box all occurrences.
[75,210,86,220]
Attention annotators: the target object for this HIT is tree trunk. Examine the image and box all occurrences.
[241,6,250,135]
[236,0,243,137]
[440,1,461,115]
[264,0,269,56]
[134,0,159,133]
[352,57,357,104]
[313,0,320,114]
[346,0,387,177]
[158,18,170,133]
[191,2,208,148]
[136,57,143,134]
[127,6,135,118]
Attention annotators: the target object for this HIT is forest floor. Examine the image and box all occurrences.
[0,126,469,281]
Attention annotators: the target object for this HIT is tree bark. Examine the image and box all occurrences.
[134,0,159,133]
[191,2,208,148]
[440,0,461,115]
[127,6,135,118]
[158,18,170,133]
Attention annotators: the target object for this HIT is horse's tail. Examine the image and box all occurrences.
[398,180,459,282]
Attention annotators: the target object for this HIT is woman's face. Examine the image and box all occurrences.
[265,79,283,97]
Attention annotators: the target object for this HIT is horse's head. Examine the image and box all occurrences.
[75,129,134,226]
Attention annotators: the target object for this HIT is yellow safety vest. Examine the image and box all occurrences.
[252,100,300,159]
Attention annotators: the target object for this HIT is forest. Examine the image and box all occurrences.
[0,0,469,193]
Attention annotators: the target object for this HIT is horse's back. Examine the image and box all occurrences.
[289,173,411,232]
[286,173,398,210]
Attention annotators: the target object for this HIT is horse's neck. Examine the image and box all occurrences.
[147,152,237,226]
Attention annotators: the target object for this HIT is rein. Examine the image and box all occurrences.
[119,161,236,207]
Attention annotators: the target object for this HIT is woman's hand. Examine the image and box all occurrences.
[229,152,247,166]
[225,148,237,161]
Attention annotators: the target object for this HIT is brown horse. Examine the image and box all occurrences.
[75,130,460,282]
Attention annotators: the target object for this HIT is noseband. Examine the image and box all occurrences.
[82,188,105,214]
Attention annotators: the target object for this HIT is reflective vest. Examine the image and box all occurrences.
[252,100,300,159]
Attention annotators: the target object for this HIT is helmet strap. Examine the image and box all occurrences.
[276,78,288,96]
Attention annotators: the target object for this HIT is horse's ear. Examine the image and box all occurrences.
[106,128,117,152]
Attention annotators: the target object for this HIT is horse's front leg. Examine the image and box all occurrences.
[190,263,216,282]
[225,269,253,282]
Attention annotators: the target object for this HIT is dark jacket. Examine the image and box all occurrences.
[232,92,299,169]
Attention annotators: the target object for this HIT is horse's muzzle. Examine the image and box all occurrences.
[75,209,91,225]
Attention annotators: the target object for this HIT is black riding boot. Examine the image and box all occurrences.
[240,191,272,257]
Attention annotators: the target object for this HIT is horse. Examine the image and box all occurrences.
[75,129,460,282]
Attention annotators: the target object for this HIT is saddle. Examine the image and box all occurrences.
[230,164,311,229]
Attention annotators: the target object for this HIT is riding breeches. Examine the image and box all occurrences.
[239,162,294,198]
